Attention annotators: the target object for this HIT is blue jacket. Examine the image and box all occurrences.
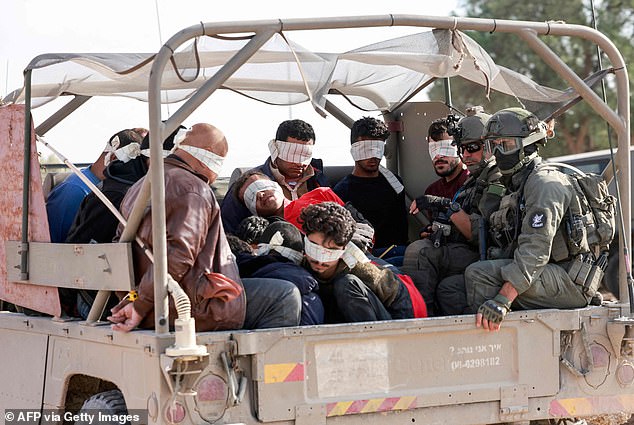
[221,157,328,235]
[236,252,325,325]
[46,167,101,242]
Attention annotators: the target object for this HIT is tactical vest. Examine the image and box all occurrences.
[488,164,616,264]
[550,167,616,261]
[448,163,504,248]
[487,190,521,259]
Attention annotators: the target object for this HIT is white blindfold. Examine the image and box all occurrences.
[269,139,313,165]
[243,179,283,215]
[428,139,458,160]
[178,144,225,176]
[350,140,385,161]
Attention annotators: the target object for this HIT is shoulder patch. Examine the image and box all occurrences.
[487,183,505,197]
[530,211,546,229]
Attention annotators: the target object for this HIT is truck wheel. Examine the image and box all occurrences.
[76,389,129,425]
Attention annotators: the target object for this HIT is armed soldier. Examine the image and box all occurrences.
[402,108,504,315]
[465,108,608,332]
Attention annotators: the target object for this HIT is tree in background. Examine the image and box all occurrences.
[432,0,633,157]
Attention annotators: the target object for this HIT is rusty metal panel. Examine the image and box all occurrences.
[0,104,61,316]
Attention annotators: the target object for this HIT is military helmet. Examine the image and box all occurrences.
[451,109,493,174]
[484,107,547,175]
[484,107,546,143]
[455,111,491,145]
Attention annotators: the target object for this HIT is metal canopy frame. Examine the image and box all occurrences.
[20,14,631,332]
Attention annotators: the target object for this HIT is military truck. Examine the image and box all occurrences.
[1,14,632,425]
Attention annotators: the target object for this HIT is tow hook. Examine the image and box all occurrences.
[221,351,247,406]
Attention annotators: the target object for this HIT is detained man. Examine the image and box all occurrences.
[108,123,301,332]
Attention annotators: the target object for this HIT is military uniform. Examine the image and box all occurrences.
[402,160,504,315]
[464,157,590,311]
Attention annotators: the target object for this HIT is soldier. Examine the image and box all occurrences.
[402,108,504,315]
[465,108,591,332]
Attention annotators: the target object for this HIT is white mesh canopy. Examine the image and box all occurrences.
[4,29,578,113]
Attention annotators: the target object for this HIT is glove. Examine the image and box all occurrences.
[415,195,451,212]
[477,294,512,324]
[351,222,375,253]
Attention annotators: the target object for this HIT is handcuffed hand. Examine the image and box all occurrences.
[415,195,451,212]
[476,294,512,331]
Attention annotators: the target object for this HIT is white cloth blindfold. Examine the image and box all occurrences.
[137,127,186,160]
[269,139,313,165]
[379,166,404,194]
[350,140,403,194]
[350,140,385,161]
[304,236,371,268]
[104,136,144,166]
[173,127,188,147]
[103,136,119,166]
[178,144,225,176]
[428,139,458,160]
[304,236,345,263]
[256,231,303,265]
[139,148,171,159]
[243,179,283,215]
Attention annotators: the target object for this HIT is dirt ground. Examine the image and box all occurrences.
[586,413,634,425]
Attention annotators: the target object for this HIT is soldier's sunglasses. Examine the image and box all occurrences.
[458,142,483,154]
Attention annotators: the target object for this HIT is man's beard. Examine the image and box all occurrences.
[359,160,380,174]
[434,160,458,177]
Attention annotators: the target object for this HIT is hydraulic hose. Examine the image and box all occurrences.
[166,274,191,321]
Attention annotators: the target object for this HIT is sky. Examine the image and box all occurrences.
[1,0,460,175]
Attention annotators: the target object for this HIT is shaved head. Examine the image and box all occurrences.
[176,123,228,182]
[182,123,228,157]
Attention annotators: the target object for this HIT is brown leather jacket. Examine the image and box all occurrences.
[116,156,246,331]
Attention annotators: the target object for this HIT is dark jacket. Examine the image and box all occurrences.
[66,158,147,243]
[236,252,324,325]
[310,260,414,323]
[221,157,328,234]
[115,156,246,331]
[333,173,408,248]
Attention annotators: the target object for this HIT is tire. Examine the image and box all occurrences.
[76,389,129,425]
